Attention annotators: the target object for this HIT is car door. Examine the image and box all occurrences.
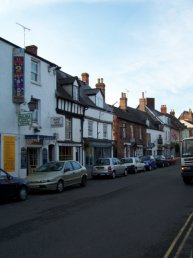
[70,161,83,184]
[0,171,16,199]
[114,158,124,175]
[62,161,74,187]
[135,157,144,171]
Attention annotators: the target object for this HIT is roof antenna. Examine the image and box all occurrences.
[16,22,31,48]
[125,89,129,98]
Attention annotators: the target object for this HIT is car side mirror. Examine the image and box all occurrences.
[7,174,12,180]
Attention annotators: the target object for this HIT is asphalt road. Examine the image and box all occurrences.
[0,163,193,258]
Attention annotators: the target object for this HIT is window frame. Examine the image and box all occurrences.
[65,117,72,140]
[31,59,40,84]
[88,120,93,137]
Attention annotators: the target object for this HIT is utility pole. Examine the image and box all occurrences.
[16,22,31,48]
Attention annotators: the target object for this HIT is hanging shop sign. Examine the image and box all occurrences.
[13,48,25,103]
[18,112,32,126]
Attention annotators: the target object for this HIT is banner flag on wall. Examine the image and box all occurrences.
[13,48,25,103]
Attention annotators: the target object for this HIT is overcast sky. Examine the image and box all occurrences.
[1,0,193,117]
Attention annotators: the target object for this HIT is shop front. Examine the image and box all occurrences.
[25,135,56,175]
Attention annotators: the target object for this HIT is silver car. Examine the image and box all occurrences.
[92,157,127,179]
[121,157,145,173]
[26,161,87,193]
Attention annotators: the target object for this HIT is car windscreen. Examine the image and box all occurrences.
[121,159,133,163]
[36,162,64,172]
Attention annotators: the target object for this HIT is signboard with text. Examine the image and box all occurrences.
[18,112,32,126]
[50,117,63,128]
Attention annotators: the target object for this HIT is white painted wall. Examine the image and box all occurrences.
[84,108,113,140]
[0,39,58,177]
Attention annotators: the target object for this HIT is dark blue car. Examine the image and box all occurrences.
[140,155,157,171]
[0,168,28,201]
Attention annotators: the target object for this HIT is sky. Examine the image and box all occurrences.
[1,0,193,117]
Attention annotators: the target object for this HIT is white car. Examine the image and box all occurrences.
[121,157,145,173]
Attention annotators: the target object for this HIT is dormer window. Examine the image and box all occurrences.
[73,85,78,101]
[96,95,103,108]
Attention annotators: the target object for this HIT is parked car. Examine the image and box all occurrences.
[121,157,145,173]
[155,155,170,168]
[26,161,87,193]
[92,157,127,179]
[0,168,28,201]
[165,155,176,165]
[140,155,157,171]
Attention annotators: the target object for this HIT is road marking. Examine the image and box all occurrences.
[163,212,193,258]
[174,222,193,258]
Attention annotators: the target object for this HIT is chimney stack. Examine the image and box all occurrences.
[25,45,38,55]
[139,92,146,112]
[119,92,127,110]
[170,109,175,116]
[96,78,105,99]
[81,72,89,85]
[161,105,167,114]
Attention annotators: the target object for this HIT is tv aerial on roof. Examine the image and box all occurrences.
[16,22,31,48]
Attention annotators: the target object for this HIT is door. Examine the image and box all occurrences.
[28,148,40,175]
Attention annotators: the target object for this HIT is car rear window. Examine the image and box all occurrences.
[96,159,110,165]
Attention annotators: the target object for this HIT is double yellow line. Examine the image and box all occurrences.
[163,212,193,258]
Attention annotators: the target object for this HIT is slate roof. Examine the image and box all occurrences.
[144,106,186,130]
[112,105,160,130]
[56,70,113,113]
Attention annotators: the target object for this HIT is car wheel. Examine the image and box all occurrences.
[80,176,87,187]
[18,186,28,201]
[183,177,192,185]
[56,180,64,193]
[111,171,116,179]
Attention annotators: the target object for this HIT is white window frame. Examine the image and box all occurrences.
[31,59,40,84]
[65,117,72,140]
[88,120,93,137]
[122,123,126,139]
[103,123,108,139]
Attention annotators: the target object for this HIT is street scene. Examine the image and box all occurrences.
[0,162,192,258]
[1,1,193,258]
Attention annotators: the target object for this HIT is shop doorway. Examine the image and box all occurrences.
[27,148,40,175]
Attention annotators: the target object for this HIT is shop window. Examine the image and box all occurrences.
[59,146,72,160]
